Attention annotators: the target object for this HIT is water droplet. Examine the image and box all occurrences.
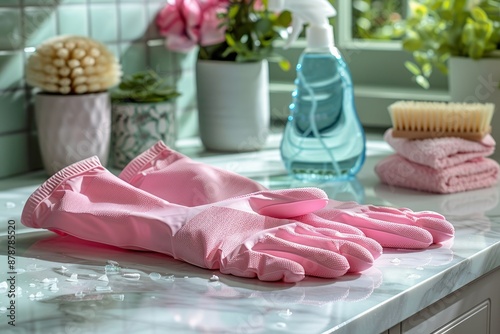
[407,274,421,280]
[29,294,35,300]
[275,322,287,329]
[60,266,68,272]
[74,291,85,298]
[0,281,7,292]
[35,291,44,298]
[107,260,120,266]
[278,309,292,318]
[98,275,109,282]
[0,306,6,313]
[105,264,121,275]
[95,286,112,292]
[49,283,59,292]
[5,202,16,209]
[88,274,97,278]
[123,273,140,280]
[42,278,58,285]
[163,275,175,281]
[390,258,401,265]
[209,275,219,282]
[111,294,124,301]
[14,268,25,274]
[415,266,424,271]
[183,276,189,279]
[29,283,36,288]
[66,274,78,282]
[149,272,161,280]
[27,264,38,271]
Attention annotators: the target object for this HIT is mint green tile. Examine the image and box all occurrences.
[147,2,164,39]
[24,0,58,5]
[57,5,89,36]
[60,0,87,3]
[171,49,198,72]
[119,42,147,74]
[0,52,23,89]
[148,44,174,82]
[0,8,22,49]
[176,68,196,110]
[0,90,27,134]
[23,7,57,47]
[0,1,20,5]
[0,133,31,178]
[119,3,147,41]
[90,4,118,42]
[104,43,119,58]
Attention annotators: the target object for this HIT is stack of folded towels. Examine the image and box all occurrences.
[375,129,500,194]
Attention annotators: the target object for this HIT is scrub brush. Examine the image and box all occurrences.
[388,101,494,141]
[26,35,122,94]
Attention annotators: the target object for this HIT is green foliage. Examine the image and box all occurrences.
[402,0,500,88]
[198,0,292,70]
[111,70,180,103]
[353,0,405,40]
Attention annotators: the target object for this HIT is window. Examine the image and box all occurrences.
[270,0,450,128]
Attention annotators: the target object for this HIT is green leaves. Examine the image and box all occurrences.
[198,0,292,69]
[111,70,180,103]
[401,0,500,89]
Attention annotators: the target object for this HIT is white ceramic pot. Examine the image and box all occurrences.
[111,101,176,169]
[196,59,270,152]
[449,56,500,161]
[35,92,111,175]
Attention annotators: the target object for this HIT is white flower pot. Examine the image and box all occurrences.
[449,56,500,161]
[35,92,111,175]
[111,101,176,169]
[196,59,270,152]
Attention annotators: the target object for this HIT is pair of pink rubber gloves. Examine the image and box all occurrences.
[21,141,454,283]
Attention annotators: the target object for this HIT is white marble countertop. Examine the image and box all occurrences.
[1,133,499,334]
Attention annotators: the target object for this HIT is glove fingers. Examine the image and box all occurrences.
[274,225,376,273]
[295,213,365,236]
[312,227,383,260]
[251,233,350,278]
[414,217,455,243]
[221,250,307,282]
[361,211,454,244]
[337,214,434,249]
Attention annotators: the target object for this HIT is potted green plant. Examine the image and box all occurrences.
[401,0,500,161]
[110,70,180,169]
[402,0,500,89]
[25,35,122,175]
[156,0,291,152]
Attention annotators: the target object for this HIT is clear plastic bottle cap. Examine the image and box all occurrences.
[306,24,334,49]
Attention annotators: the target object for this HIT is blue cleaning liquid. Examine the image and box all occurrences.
[280,47,366,181]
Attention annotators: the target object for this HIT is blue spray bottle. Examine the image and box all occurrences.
[269,0,366,181]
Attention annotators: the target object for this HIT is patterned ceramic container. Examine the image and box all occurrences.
[111,102,176,169]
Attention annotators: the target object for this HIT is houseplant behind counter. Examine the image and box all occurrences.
[26,35,122,176]
[156,0,291,152]
[110,70,180,169]
[401,0,500,160]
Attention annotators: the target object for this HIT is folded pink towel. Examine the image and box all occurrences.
[375,155,500,194]
[384,129,496,169]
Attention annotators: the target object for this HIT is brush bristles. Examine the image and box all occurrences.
[389,101,494,137]
[26,35,122,95]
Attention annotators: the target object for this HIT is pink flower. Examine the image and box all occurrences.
[156,0,228,53]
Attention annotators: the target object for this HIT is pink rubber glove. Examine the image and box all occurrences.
[120,141,455,249]
[21,156,382,282]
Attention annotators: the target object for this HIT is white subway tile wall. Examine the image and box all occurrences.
[0,0,198,178]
